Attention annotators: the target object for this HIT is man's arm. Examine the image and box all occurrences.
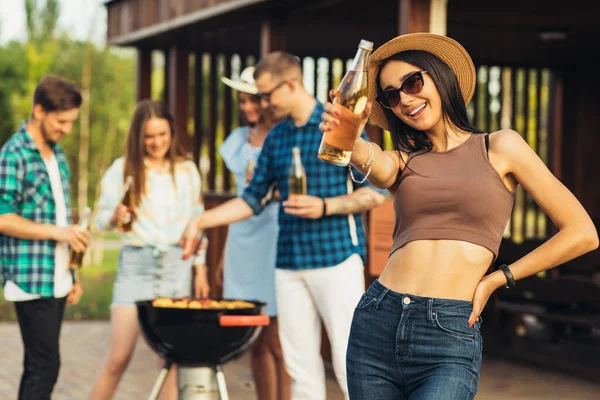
[179,197,254,259]
[197,197,254,229]
[181,127,280,259]
[282,188,387,219]
[0,213,59,240]
[325,187,387,216]
[240,127,277,215]
[0,151,60,240]
[0,213,90,252]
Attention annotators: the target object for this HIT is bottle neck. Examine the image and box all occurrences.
[348,48,371,72]
[78,215,89,229]
[291,150,304,174]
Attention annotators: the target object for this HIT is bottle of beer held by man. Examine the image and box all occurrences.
[118,176,136,232]
[318,39,373,166]
[289,147,307,197]
[68,206,91,270]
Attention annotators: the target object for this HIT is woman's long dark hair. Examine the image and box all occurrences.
[376,50,483,155]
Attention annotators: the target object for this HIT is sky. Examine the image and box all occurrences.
[0,0,107,45]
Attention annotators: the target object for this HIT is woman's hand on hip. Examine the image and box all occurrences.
[468,276,498,327]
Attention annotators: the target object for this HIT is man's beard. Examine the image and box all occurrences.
[40,119,58,144]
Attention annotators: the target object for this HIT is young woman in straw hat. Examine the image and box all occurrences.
[218,66,291,400]
[320,33,598,399]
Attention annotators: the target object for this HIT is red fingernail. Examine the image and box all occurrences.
[335,111,341,117]
[333,120,340,126]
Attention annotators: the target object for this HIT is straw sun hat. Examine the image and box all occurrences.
[221,66,258,94]
[368,33,476,131]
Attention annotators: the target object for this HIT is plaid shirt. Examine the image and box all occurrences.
[0,122,73,297]
[242,101,377,270]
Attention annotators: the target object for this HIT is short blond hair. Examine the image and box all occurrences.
[254,52,302,82]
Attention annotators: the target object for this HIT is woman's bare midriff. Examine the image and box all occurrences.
[377,239,494,301]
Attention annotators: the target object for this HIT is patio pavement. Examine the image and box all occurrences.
[0,321,598,399]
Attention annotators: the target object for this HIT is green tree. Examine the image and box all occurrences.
[25,0,60,46]
[0,42,27,144]
[1,0,136,209]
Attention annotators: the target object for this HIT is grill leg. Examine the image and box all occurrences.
[215,365,229,400]
[148,359,173,400]
[177,366,220,399]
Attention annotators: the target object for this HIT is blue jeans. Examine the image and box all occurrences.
[111,246,192,307]
[347,279,482,399]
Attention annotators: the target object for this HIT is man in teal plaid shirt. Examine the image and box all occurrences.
[0,75,90,400]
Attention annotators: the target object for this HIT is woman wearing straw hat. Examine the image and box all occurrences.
[320,33,598,399]
[218,66,291,400]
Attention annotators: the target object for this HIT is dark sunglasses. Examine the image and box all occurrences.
[376,71,428,109]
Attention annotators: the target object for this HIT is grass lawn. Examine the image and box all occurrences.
[0,248,120,321]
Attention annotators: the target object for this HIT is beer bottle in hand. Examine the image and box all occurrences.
[289,147,307,197]
[118,176,136,232]
[318,39,373,166]
[69,206,91,270]
[245,158,257,183]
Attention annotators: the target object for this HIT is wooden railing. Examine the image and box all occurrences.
[106,0,241,41]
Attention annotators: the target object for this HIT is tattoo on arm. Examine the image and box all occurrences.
[327,188,386,215]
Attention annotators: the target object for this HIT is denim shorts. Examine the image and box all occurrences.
[111,246,193,307]
[347,279,482,400]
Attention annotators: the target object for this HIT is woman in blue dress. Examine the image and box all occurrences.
[218,67,290,400]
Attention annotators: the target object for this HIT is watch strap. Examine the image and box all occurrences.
[497,264,515,288]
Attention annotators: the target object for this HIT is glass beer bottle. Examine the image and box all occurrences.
[288,147,307,197]
[69,206,91,270]
[245,158,256,183]
[118,176,136,232]
[318,39,373,166]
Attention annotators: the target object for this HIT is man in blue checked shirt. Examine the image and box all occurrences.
[0,75,90,400]
[181,52,387,400]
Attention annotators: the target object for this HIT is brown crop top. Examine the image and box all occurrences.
[391,133,515,259]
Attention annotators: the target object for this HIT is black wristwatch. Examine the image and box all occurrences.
[497,264,515,289]
[321,197,328,218]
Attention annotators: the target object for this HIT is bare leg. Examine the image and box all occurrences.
[157,362,178,400]
[89,306,140,400]
[251,318,291,400]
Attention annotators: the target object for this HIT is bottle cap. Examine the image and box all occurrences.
[359,40,374,51]
[292,147,301,154]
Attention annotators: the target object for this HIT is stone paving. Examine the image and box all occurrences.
[0,321,598,399]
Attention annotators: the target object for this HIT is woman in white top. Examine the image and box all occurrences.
[89,100,209,400]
